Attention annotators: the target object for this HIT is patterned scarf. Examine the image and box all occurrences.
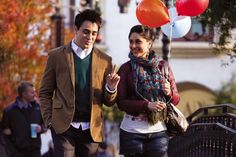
[129,51,167,125]
[129,51,164,102]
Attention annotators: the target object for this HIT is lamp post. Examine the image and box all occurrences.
[80,0,94,8]
[69,0,75,30]
[51,6,65,48]
[118,0,131,13]
[162,0,170,61]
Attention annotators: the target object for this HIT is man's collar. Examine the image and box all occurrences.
[71,40,93,55]
[16,96,32,109]
[71,40,82,53]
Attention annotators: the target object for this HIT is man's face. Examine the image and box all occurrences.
[22,86,36,103]
[74,21,99,49]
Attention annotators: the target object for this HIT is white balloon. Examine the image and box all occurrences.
[161,7,191,39]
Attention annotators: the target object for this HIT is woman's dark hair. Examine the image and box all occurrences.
[75,9,102,30]
[128,25,155,42]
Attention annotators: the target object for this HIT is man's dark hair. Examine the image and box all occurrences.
[75,9,102,30]
[17,81,34,97]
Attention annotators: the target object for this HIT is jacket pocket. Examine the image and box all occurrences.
[53,103,63,109]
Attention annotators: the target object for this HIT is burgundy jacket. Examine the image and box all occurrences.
[117,60,180,116]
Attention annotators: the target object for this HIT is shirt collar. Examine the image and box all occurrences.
[16,97,32,109]
[71,40,93,57]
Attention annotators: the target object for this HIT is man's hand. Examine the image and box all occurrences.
[35,124,42,133]
[106,65,120,91]
[3,128,12,135]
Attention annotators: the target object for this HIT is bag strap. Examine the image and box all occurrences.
[162,61,172,104]
[162,60,169,81]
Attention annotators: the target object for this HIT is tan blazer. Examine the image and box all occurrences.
[39,42,116,142]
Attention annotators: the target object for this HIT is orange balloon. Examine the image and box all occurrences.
[136,0,170,28]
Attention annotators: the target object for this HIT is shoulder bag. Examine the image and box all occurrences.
[163,61,189,136]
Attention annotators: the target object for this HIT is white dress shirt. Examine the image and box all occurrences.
[71,40,92,59]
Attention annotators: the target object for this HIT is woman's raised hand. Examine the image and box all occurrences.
[162,79,171,96]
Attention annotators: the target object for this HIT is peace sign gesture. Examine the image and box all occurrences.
[106,65,120,91]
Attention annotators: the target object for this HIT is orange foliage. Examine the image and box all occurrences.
[0,0,54,115]
[64,27,74,44]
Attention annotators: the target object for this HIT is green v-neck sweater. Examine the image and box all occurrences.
[73,52,92,122]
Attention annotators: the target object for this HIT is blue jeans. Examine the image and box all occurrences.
[120,129,169,157]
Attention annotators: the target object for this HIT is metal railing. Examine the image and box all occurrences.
[168,104,236,157]
[187,104,236,123]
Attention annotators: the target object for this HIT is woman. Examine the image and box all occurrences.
[117,25,180,157]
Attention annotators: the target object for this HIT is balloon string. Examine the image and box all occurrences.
[168,0,174,58]
[171,0,174,8]
[168,23,173,58]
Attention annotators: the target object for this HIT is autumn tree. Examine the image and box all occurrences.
[215,74,236,105]
[0,0,53,117]
[197,0,236,62]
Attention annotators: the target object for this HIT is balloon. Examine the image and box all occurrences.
[176,0,209,16]
[161,7,191,38]
[136,0,170,28]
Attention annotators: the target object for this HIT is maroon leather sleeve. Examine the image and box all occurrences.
[159,60,180,106]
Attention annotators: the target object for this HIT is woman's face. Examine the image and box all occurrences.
[129,32,152,58]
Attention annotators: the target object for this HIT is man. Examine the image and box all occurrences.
[1,81,45,157]
[39,9,120,157]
